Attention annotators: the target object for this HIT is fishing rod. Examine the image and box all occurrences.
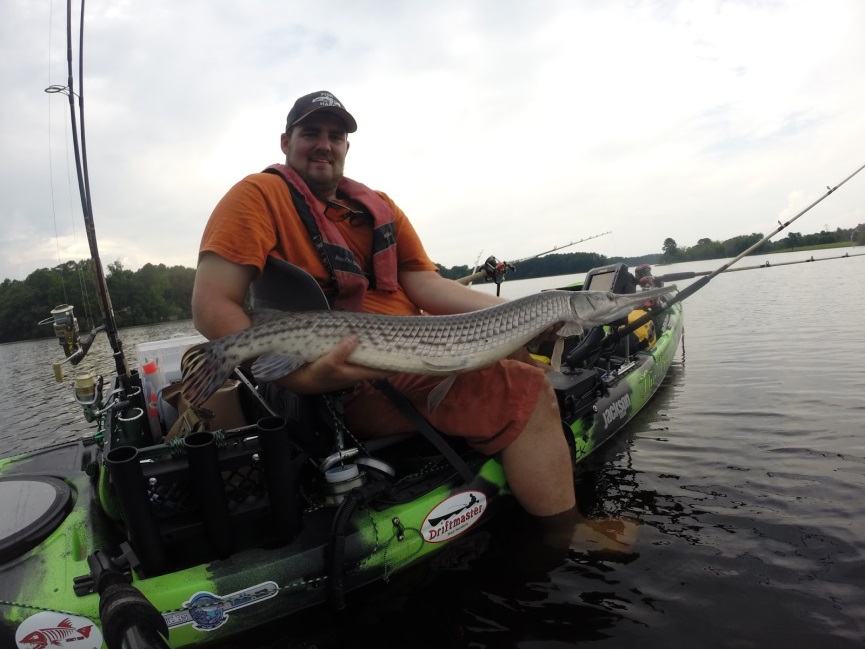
[510,231,612,264]
[45,5,173,648]
[653,250,865,283]
[456,231,612,288]
[575,160,865,363]
[45,0,131,380]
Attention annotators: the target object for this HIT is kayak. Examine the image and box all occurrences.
[0,262,683,649]
[1,7,683,646]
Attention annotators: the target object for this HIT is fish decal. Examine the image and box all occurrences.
[16,614,97,649]
[181,286,674,410]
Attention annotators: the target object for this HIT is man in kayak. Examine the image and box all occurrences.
[191,90,575,521]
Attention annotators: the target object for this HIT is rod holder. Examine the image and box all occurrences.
[105,446,167,576]
[257,416,303,541]
[184,431,235,558]
[116,406,146,447]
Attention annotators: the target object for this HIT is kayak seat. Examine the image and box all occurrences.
[250,257,472,473]
[251,255,331,313]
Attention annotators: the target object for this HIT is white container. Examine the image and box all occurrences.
[136,334,206,436]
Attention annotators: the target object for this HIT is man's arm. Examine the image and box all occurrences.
[191,252,391,393]
[399,269,554,368]
[399,269,507,315]
[192,252,256,339]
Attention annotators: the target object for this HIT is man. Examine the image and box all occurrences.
[191,90,575,519]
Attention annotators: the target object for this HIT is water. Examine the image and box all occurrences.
[1,251,864,648]
[0,321,200,457]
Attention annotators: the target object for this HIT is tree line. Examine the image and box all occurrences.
[436,251,658,282]
[0,260,195,344]
[2,251,650,344]
[2,224,860,344]
[659,225,864,264]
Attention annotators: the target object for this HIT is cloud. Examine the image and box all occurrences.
[2,0,864,282]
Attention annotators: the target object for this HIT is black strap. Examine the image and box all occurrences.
[262,168,342,289]
[372,379,474,484]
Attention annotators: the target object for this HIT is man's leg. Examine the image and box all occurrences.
[345,362,574,517]
[498,380,576,517]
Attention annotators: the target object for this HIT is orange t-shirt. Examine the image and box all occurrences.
[200,172,439,316]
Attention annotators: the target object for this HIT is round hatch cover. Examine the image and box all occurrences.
[0,476,73,563]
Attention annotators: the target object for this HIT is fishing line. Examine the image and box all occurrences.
[509,231,612,265]
[457,231,612,285]
[46,0,130,378]
[683,160,865,286]
[655,250,865,282]
[593,160,865,353]
[45,0,72,306]
[46,1,97,329]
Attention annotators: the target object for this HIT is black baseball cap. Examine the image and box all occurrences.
[285,91,357,133]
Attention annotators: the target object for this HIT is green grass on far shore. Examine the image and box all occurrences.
[768,241,858,254]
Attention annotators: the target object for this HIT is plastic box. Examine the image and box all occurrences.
[136,334,206,387]
[136,334,206,437]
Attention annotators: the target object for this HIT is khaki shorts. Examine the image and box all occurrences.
[343,359,548,455]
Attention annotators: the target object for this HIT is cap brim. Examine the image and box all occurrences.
[293,107,357,133]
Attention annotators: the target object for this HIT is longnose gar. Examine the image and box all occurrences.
[181,286,675,408]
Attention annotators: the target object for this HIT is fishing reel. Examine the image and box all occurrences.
[482,256,515,296]
[40,305,82,361]
[483,256,514,284]
[40,304,105,382]
[634,264,663,288]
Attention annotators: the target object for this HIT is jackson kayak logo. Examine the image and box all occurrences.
[421,491,487,543]
[163,581,278,631]
[601,393,631,428]
[16,612,102,649]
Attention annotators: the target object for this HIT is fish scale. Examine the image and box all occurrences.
[181,286,674,407]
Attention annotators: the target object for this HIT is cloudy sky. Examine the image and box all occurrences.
[2,0,864,282]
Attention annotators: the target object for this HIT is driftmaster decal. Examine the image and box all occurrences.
[421,491,487,543]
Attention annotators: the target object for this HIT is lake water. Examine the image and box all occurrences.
[1,250,864,648]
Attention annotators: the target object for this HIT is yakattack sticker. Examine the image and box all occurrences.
[163,580,279,632]
[16,612,102,649]
[601,393,631,428]
[421,490,487,543]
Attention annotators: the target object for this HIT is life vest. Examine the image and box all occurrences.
[263,164,398,311]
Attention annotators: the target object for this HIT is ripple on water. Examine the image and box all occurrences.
[2,260,865,647]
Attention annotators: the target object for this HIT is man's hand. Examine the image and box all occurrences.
[276,334,393,394]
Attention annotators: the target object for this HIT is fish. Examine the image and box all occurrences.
[181,285,675,410]
[18,618,93,649]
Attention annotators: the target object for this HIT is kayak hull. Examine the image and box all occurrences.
[0,297,682,649]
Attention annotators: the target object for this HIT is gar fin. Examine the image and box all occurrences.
[550,337,565,371]
[181,343,237,407]
[427,374,458,412]
[548,320,582,370]
[420,357,470,372]
[556,321,583,337]
[251,352,307,381]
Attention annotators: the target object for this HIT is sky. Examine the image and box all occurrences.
[2,0,864,282]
